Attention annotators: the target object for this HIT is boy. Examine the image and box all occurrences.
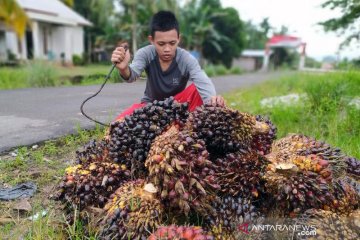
[111,11,224,120]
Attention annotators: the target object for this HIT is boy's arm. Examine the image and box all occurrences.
[185,53,217,104]
[112,46,148,83]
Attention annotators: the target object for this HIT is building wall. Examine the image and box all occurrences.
[232,57,256,71]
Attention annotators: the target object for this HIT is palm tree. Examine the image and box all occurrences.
[0,0,28,38]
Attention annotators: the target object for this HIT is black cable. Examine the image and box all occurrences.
[80,46,128,126]
[80,64,116,126]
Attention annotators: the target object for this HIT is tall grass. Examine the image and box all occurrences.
[26,61,58,87]
[0,67,28,89]
[224,71,360,158]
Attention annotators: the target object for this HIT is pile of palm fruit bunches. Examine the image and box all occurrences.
[54,96,360,240]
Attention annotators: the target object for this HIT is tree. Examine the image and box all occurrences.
[319,0,360,47]
[203,6,245,68]
[0,0,28,38]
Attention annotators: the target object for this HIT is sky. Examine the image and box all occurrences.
[221,0,358,61]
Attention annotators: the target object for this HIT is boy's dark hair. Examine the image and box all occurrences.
[150,11,179,38]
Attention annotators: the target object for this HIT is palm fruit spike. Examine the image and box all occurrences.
[251,115,277,155]
[55,160,130,209]
[145,125,220,216]
[108,97,189,173]
[263,162,335,215]
[76,139,108,164]
[148,225,214,240]
[99,180,163,240]
[213,151,269,198]
[186,104,256,154]
[290,155,333,182]
[345,157,360,180]
[268,134,346,178]
[205,195,262,240]
[330,178,359,214]
[295,209,360,240]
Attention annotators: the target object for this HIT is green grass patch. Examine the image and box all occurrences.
[0,125,106,239]
[224,71,360,158]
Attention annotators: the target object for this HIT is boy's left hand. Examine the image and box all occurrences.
[210,95,225,107]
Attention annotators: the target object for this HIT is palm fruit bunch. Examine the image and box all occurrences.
[251,115,277,155]
[204,195,262,240]
[145,125,220,216]
[99,181,163,240]
[263,162,335,215]
[148,225,214,240]
[186,104,256,155]
[295,209,360,240]
[76,139,108,164]
[345,157,360,180]
[108,97,189,172]
[213,151,269,198]
[56,160,131,209]
[330,178,359,214]
[268,134,346,178]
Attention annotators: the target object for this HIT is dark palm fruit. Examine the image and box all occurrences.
[99,180,163,240]
[148,225,214,240]
[263,162,335,216]
[55,160,130,209]
[213,151,269,198]
[76,139,108,164]
[295,209,360,240]
[186,104,256,155]
[344,157,360,180]
[340,176,360,196]
[330,178,359,214]
[145,125,220,216]
[251,115,277,155]
[108,97,189,175]
[268,134,347,178]
[205,195,262,239]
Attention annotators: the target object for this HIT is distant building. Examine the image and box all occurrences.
[233,50,270,71]
[0,0,92,63]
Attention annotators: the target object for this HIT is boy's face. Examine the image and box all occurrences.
[149,29,180,63]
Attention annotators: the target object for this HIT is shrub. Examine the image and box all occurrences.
[72,54,84,66]
[26,61,58,87]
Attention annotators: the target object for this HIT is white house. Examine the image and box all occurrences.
[0,0,92,63]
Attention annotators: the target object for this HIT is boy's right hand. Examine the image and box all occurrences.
[111,46,130,70]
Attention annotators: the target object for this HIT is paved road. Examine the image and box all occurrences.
[0,71,288,153]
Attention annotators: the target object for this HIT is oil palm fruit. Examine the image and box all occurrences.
[186,104,256,154]
[56,160,130,209]
[296,209,359,240]
[263,162,335,215]
[148,225,214,240]
[145,125,220,216]
[205,195,262,240]
[99,181,163,240]
[331,178,359,214]
[251,115,277,155]
[76,139,108,164]
[269,134,346,178]
[213,151,269,198]
[108,97,189,174]
[345,157,360,180]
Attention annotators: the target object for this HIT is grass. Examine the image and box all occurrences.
[0,125,106,239]
[0,62,241,90]
[224,70,360,158]
[204,64,242,77]
[0,63,119,90]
